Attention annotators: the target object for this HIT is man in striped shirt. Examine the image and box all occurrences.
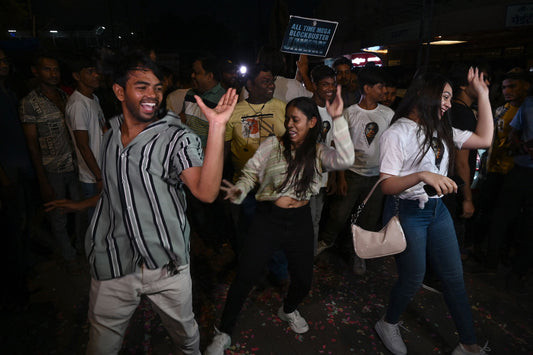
[49,49,238,355]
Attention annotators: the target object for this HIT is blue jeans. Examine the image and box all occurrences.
[383,197,477,345]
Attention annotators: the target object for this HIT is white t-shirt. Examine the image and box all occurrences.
[239,76,313,103]
[166,88,190,114]
[346,103,394,176]
[379,117,472,205]
[318,106,334,187]
[65,90,105,183]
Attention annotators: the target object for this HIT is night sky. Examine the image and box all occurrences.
[29,0,321,58]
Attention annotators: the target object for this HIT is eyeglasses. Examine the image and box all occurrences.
[258,78,276,86]
[0,57,9,64]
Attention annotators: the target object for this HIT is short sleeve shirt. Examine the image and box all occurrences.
[224,98,286,181]
[86,113,204,280]
[19,88,75,173]
[380,117,472,202]
[65,90,106,183]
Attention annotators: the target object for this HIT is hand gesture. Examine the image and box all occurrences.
[195,88,238,126]
[220,179,242,202]
[44,199,82,213]
[468,67,489,98]
[296,55,309,75]
[326,85,344,119]
[420,171,457,196]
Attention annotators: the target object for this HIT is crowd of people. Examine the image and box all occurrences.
[1,43,532,355]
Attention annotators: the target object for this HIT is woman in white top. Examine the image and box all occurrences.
[375,69,492,355]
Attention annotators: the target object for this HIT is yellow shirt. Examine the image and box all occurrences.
[488,103,518,174]
[224,98,286,181]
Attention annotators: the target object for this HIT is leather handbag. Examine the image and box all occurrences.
[351,177,406,259]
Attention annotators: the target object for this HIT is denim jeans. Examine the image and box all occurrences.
[383,197,477,345]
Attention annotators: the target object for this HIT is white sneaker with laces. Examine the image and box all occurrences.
[452,341,491,355]
[205,327,231,355]
[277,306,309,333]
[315,240,332,256]
[375,317,407,355]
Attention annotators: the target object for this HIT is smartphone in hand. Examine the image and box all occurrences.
[423,176,464,196]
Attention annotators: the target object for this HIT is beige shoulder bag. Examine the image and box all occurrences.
[351,176,406,259]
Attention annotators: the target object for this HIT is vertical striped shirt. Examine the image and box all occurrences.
[86,112,203,280]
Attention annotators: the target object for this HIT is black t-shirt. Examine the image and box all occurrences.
[450,102,477,182]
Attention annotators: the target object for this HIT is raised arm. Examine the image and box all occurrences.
[180,88,238,202]
[320,85,355,171]
[296,54,314,93]
[462,67,493,149]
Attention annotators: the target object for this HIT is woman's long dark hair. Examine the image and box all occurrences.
[391,72,456,173]
[277,97,323,198]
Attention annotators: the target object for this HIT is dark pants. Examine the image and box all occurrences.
[219,202,314,335]
[487,165,533,274]
[319,172,383,247]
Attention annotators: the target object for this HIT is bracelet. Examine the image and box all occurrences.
[332,114,343,119]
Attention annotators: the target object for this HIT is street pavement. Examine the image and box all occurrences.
[3,236,532,354]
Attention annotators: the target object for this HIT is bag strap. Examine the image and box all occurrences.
[351,175,390,225]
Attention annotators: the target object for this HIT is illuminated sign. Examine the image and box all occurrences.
[350,53,383,67]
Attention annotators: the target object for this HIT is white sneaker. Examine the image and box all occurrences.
[452,341,491,355]
[315,240,332,256]
[277,306,309,334]
[205,327,231,355]
[353,255,367,275]
[375,317,407,355]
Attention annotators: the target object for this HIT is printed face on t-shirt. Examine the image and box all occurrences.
[365,122,379,144]
[431,137,444,169]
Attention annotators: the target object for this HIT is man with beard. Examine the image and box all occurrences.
[48,49,238,354]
